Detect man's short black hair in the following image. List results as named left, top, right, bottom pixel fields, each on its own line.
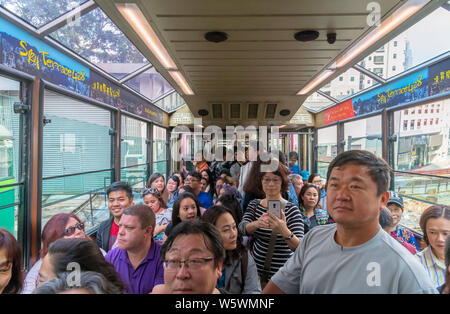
left=106, top=181, right=133, bottom=200
left=160, top=220, right=225, bottom=268
left=187, top=171, right=202, bottom=181
left=289, top=151, right=298, bottom=160
left=326, top=150, right=390, bottom=196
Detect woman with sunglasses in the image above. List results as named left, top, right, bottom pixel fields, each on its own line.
left=143, top=188, right=172, bottom=245
left=21, top=213, right=104, bottom=294
left=147, top=173, right=169, bottom=205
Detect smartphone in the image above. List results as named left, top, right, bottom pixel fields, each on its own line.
left=268, top=200, right=281, bottom=219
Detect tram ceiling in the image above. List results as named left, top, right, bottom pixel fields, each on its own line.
left=96, top=0, right=441, bottom=126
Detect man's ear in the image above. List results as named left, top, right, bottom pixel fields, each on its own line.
left=380, top=191, right=389, bottom=209
left=216, top=260, right=223, bottom=279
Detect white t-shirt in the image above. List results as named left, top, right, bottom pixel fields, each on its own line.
left=271, top=224, right=437, bottom=294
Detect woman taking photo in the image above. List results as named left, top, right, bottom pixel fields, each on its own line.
left=298, top=183, right=334, bottom=234
left=238, top=161, right=304, bottom=287
left=202, top=205, right=261, bottom=294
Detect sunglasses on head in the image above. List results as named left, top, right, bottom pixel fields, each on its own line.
left=143, top=187, right=161, bottom=196
left=64, top=222, right=85, bottom=236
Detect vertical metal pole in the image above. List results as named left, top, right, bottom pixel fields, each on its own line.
left=114, top=111, right=122, bottom=182
left=27, top=77, right=43, bottom=267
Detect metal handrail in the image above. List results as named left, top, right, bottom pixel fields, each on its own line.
left=120, top=163, right=148, bottom=169
left=393, top=170, right=450, bottom=180
left=43, top=168, right=113, bottom=181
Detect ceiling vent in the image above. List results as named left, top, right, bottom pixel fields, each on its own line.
left=212, top=103, right=223, bottom=119
left=230, top=103, right=241, bottom=119
left=248, top=104, right=259, bottom=119
left=265, top=104, right=277, bottom=119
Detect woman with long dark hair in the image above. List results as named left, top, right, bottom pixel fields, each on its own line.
left=298, top=183, right=334, bottom=234
left=164, top=192, right=202, bottom=237
left=202, top=205, right=260, bottom=294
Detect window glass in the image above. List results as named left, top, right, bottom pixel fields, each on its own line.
left=42, top=90, right=112, bottom=230
left=317, top=125, right=337, bottom=179
left=392, top=99, right=450, bottom=172
left=124, top=67, right=174, bottom=102
left=319, top=67, right=379, bottom=101
left=153, top=125, right=167, bottom=177
left=361, top=6, right=450, bottom=80
left=121, top=116, right=148, bottom=189
left=50, top=7, right=148, bottom=80
left=0, top=76, right=22, bottom=237
left=153, top=92, right=186, bottom=113
left=0, top=0, right=88, bottom=28
left=343, top=115, right=382, bottom=157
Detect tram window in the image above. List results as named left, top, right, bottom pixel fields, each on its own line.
left=343, top=115, right=382, bottom=157
left=317, top=126, right=337, bottom=179
left=42, top=90, right=112, bottom=232
left=0, top=76, right=22, bottom=237
left=121, top=116, right=148, bottom=190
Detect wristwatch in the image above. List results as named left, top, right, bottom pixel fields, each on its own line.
left=284, top=232, right=294, bottom=240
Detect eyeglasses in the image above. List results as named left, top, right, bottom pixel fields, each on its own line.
left=262, top=177, right=282, bottom=184
left=163, top=257, right=214, bottom=272
left=185, top=178, right=200, bottom=183
left=64, top=222, right=85, bottom=236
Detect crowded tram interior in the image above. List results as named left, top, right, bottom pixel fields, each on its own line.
left=0, top=0, right=449, bottom=295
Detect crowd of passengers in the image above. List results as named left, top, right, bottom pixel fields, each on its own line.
left=1, top=145, right=449, bottom=294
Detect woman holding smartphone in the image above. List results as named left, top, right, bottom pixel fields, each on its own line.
left=238, top=160, right=304, bottom=288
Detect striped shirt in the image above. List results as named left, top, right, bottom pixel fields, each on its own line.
left=416, top=246, right=446, bottom=288
left=240, top=199, right=304, bottom=278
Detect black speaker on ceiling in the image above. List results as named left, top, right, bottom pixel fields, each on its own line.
left=204, top=31, right=228, bottom=43
left=294, top=30, right=319, bottom=42
left=198, top=109, right=209, bottom=116
left=280, top=109, right=291, bottom=116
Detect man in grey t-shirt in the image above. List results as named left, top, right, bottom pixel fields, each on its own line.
left=262, top=150, right=436, bottom=294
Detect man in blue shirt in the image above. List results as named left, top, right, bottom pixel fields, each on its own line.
left=288, top=151, right=300, bottom=175
left=185, top=171, right=213, bottom=209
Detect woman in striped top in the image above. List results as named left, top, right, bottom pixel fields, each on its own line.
left=238, top=160, right=304, bottom=284
left=416, top=205, right=450, bottom=288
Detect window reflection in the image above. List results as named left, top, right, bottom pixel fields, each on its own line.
left=393, top=99, right=450, bottom=172
left=343, top=115, right=382, bottom=157
left=317, top=125, right=337, bottom=179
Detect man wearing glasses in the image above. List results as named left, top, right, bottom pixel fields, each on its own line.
left=185, top=171, right=213, bottom=209
left=152, top=220, right=225, bottom=294
left=97, top=181, right=134, bottom=252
